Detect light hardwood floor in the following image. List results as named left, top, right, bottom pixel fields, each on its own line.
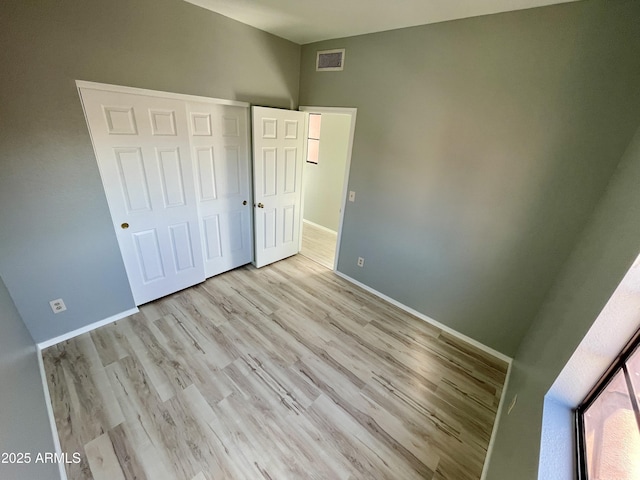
left=300, top=221, right=337, bottom=269
left=43, top=255, right=507, bottom=480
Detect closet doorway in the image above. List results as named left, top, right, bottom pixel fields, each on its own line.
left=79, top=82, right=253, bottom=305
left=299, top=107, right=357, bottom=271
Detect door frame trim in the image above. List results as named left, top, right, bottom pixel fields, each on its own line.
left=298, top=106, right=357, bottom=272
left=76, top=80, right=249, bottom=107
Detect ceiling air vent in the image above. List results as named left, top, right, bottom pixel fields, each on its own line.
left=316, top=49, right=345, bottom=71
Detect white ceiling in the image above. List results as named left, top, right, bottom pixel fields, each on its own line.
left=185, top=0, right=580, bottom=44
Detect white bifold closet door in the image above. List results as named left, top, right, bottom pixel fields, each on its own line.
left=187, top=102, right=252, bottom=277
left=79, top=85, right=252, bottom=305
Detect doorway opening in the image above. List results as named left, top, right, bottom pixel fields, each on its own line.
left=298, top=107, right=357, bottom=271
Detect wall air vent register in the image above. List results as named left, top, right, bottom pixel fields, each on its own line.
left=316, top=49, right=345, bottom=71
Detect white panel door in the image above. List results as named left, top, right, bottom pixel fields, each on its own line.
left=187, top=102, right=253, bottom=277
left=80, top=88, right=205, bottom=305
left=252, top=107, right=306, bottom=268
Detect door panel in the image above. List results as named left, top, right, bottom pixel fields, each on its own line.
left=133, top=229, right=165, bottom=283
left=168, top=222, right=196, bottom=271
left=157, top=148, right=186, bottom=207
left=263, top=208, right=277, bottom=249
left=149, top=110, right=177, bottom=136
left=80, top=88, right=205, bottom=305
left=217, top=146, right=241, bottom=197
left=115, top=148, right=151, bottom=212
left=283, top=148, right=298, bottom=193
left=203, top=215, right=223, bottom=260
left=262, top=148, right=278, bottom=196
left=104, top=106, right=137, bottom=134
left=252, top=107, right=306, bottom=268
left=195, top=147, right=217, bottom=200
left=225, top=211, right=244, bottom=252
left=188, top=102, right=253, bottom=277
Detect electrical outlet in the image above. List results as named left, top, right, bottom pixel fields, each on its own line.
left=508, top=394, right=518, bottom=415
left=348, top=191, right=356, bottom=202
left=49, top=298, right=67, bottom=314
left=357, top=257, right=365, bottom=267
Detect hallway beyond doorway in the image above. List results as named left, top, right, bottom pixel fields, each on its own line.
left=300, top=221, right=337, bottom=269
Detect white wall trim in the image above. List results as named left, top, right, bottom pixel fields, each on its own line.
left=37, top=307, right=139, bottom=350
left=334, top=271, right=512, bottom=364
left=299, top=106, right=357, bottom=272
left=36, top=347, right=68, bottom=480
left=302, top=219, right=337, bottom=235
left=481, top=361, right=513, bottom=480
left=75, top=80, right=249, bottom=107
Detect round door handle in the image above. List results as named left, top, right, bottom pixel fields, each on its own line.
left=121, top=222, right=129, bottom=229
left=242, top=200, right=248, bottom=206
left=257, top=203, right=264, bottom=209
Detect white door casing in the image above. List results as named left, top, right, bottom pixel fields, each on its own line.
left=252, top=107, right=307, bottom=268
left=298, top=106, right=358, bottom=271
left=187, top=102, right=253, bottom=277
left=80, top=88, right=205, bottom=305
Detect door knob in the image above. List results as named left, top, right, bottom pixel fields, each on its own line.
left=257, top=203, right=264, bottom=208
left=121, top=222, right=129, bottom=229
left=242, top=200, right=247, bottom=205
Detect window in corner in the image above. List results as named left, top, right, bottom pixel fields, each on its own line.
left=577, top=331, right=640, bottom=479
left=306, top=114, right=321, bottom=164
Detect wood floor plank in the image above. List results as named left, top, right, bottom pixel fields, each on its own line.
left=153, top=315, right=234, bottom=405
left=43, top=346, right=93, bottom=480
left=90, top=322, right=130, bottom=367
left=43, top=254, right=507, bottom=480
left=84, top=433, right=126, bottom=480
left=106, top=424, right=149, bottom=480
left=163, top=391, right=229, bottom=480
left=294, top=355, right=437, bottom=478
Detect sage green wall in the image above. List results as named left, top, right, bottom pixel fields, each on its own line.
left=299, top=0, right=640, bottom=355
left=303, top=113, right=351, bottom=232
left=0, top=277, right=59, bottom=480
left=486, top=123, right=640, bottom=479
left=0, top=0, right=300, bottom=343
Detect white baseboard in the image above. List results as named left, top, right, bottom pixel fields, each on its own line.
left=481, top=361, right=512, bottom=480
left=302, top=219, right=337, bottom=235
left=36, top=346, right=68, bottom=480
left=333, top=271, right=512, bottom=364
left=37, top=307, right=139, bottom=350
